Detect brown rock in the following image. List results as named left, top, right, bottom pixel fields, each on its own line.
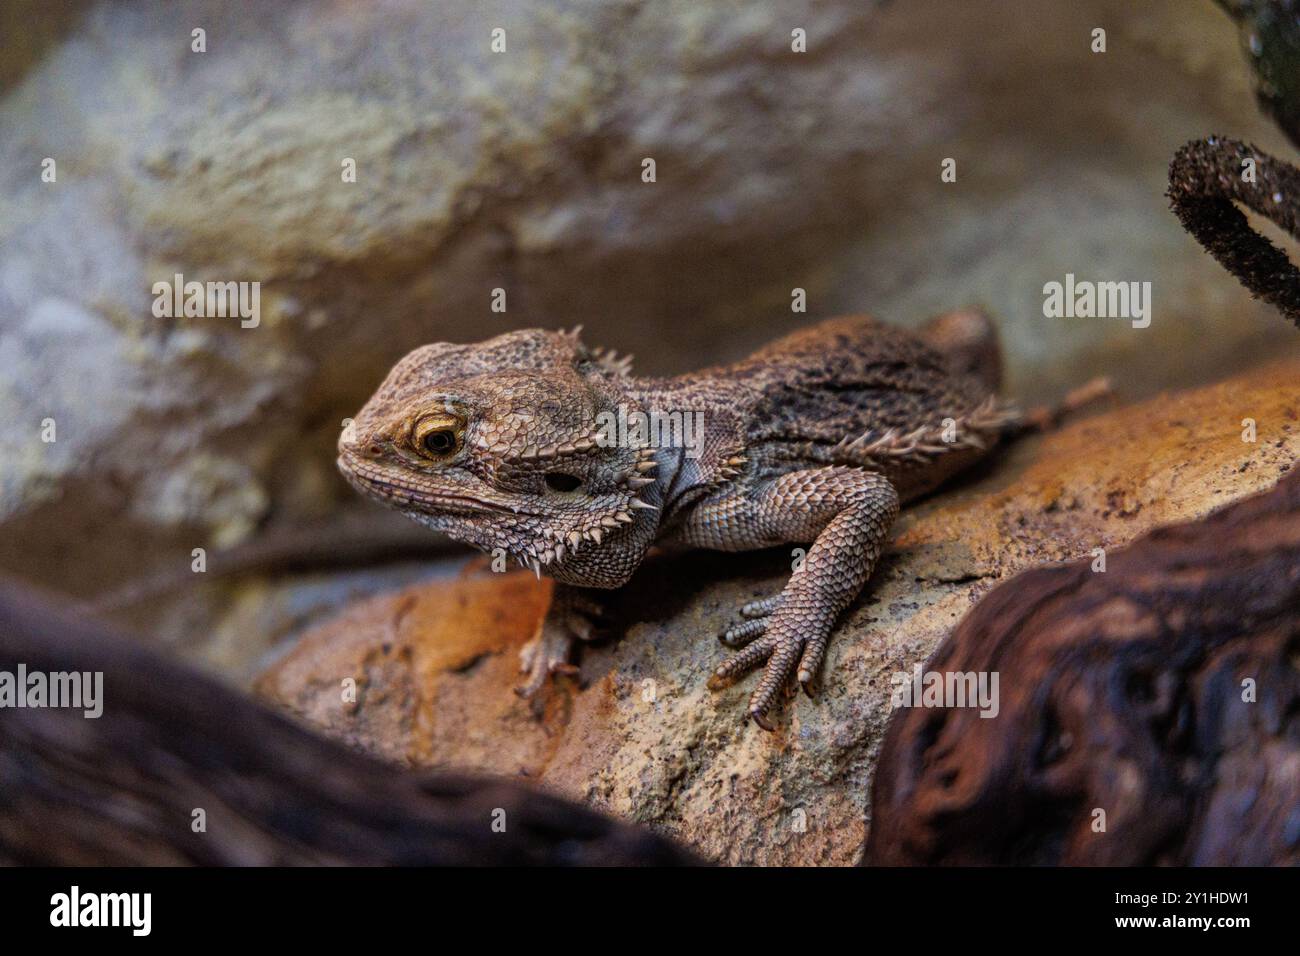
left=257, top=357, right=1300, bottom=864
left=256, top=568, right=555, bottom=772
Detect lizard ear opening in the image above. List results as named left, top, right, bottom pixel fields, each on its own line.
left=545, top=472, right=583, bottom=493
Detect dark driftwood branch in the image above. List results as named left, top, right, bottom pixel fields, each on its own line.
left=0, top=585, right=695, bottom=865
left=1215, top=0, right=1300, bottom=150
left=865, top=470, right=1300, bottom=865
left=1168, top=136, right=1300, bottom=327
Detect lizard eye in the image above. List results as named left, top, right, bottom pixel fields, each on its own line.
left=412, top=415, right=463, bottom=460
left=423, top=430, right=456, bottom=455
left=545, top=472, right=583, bottom=493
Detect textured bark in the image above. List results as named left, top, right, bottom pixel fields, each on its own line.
left=1168, top=136, right=1300, bottom=327
left=0, top=585, right=695, bottom=865
left=866, top=470, right=1300, bottom=866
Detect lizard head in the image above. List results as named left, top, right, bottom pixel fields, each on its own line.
left=338, top=327, right=658, bottom=581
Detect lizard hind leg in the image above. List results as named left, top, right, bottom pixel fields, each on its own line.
left=700, top=467, right=900, bottom=729
left=918, top=306, right=1002, bottom=392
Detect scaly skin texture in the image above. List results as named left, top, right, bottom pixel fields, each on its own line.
left=339, top=311, right=1022, bottom=728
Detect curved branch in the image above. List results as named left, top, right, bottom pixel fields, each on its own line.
left=1168, top=136, right=1300, bottom=327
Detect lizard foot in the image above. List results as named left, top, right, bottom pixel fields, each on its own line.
left=514, top=587, right=604, bottom=714
left=709, top=606, right=829, bottom=730
left=516, top=621, right=579, bottom=704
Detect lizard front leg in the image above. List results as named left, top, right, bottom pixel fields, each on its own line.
left=695, top=467, right=899, bottom=729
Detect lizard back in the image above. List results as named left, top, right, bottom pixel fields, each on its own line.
left=682, top=315, right=1013, bottom=500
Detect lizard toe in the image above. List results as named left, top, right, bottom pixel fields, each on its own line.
left=740, top=595, right=782, bottom=619
left=747, top=636, right=802, bottom=713
left=720, top=617, right=768, bottom=647
left=796, top=634, right=830, bottom=696
left=712, top=607, right=828, bottom=727
left=515, top=618, right=580, bottom=713
left=564, top=610, right=596, bottom=642
left=708, top=634, right=779, bottom=688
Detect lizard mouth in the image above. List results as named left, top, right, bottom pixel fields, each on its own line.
left=339, top=453, right=594, bottom=523
left=337, top=447, right=659, bottom=578
left=337, top=454, right=501, bottom=516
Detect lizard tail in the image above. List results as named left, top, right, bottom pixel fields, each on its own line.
left=1001, top=375, right=1113, bottom=439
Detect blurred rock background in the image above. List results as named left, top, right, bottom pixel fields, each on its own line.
left=2, top=0, right=1298, bottom=664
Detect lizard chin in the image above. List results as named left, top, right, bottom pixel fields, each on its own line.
left=397, top=503, right=642, bottom=580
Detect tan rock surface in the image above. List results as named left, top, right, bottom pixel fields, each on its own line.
left=257, top=357, right=1300, bottom=865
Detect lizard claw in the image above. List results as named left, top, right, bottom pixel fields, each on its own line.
left=515, top=587, right=606, bottom=715
left=515, top=622, right=577, bottom=708
left=747, top=706, right=776, bottom=732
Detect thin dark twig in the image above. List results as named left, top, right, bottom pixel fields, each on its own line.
left=1168, top=135, right=1300, bottom=327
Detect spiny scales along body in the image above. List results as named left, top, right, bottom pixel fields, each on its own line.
left=339, top=311, right=1025, bottom=728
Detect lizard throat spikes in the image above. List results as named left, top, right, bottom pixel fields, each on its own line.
left=508, top=445, right=659, bottom=576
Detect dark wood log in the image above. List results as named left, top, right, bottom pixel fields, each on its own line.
left=0, top=584, right=696, bottom=865
left=866, top=469, right=1300, bottom=865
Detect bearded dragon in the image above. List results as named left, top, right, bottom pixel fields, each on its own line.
left=339, top=310, right=1094, bottom=729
